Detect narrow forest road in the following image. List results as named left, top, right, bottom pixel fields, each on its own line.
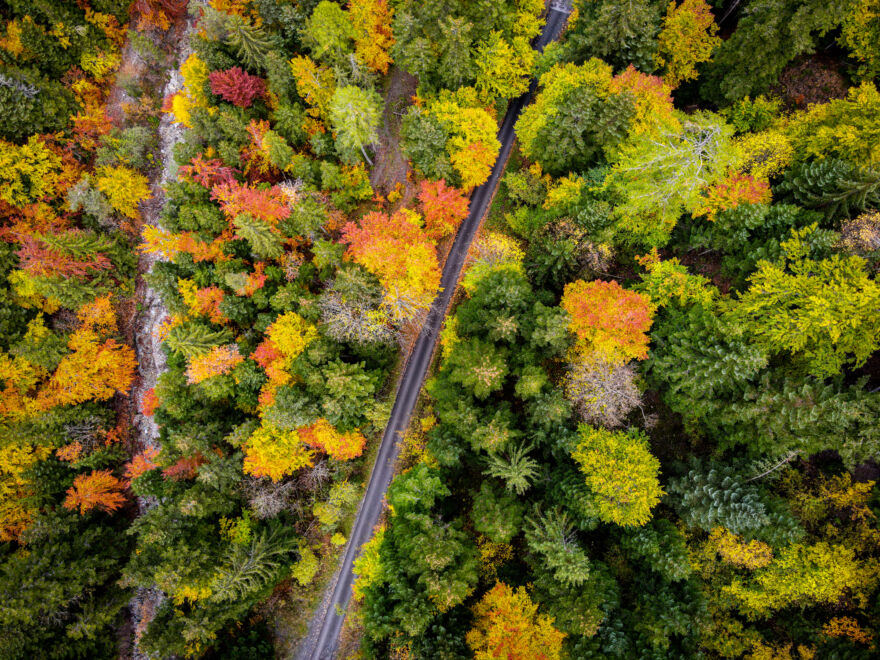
left=298, top=6, right=571, bottom=659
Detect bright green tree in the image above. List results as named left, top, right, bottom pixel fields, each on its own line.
left=731, top=226, right=880, bottom=377
left=328, top=85, right=383, bottom=164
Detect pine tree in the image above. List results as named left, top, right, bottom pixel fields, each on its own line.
left=484, top=443, right=539, bottom=495
left=619, top=519, right=692, bottom=582
left=232, top=213, right=283, bottom=259
left=209, top=525, right=298, bottom=603
left=668, top=462, right=768, bottom=538
left=165, top=322, right=233, bottom=358
left=470, top=481, right=524, bottom=544
left=524, top=508, right=592, bottom=587
left=777, top=158, right=880, bottom=220
left=225, top=16, right=273, bottom=71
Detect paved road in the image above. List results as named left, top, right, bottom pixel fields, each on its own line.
left=304, top=7, right=571, bottom=659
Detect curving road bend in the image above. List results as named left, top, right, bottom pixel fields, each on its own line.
left=304, top=6, right=571, bottom=659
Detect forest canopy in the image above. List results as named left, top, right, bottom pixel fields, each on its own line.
left=2, top=1, right=880, bottom=659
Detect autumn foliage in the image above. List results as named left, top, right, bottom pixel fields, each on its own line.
left=349, top=0, right=395, bottom=74
left=208, top=67, right=266, bottom=108
left=300, top=418, right=367, bottom=461
left=124, top=447, right=161, bottom=482
left=418, top=179, right=469, bottom=241
left=561, top=279, right=655, bottom=363
left=342, top=210, right=441, bottom=322
left=466, top=582, right=565, bottom=660
left=63, top=470, right=126, bottom=514
left=694, top=173, right=772, bottom=221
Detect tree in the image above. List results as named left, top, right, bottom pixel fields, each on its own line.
left=474, top=32, right=535, bottom=101
left=470, top=481, right=524, bottom=544
left=466, top=583, right=566, bottom=660
left=571, top=426, right=663, bottom=527
left=423, top=89, right=502, bottom=188
left=165, top=322, right=232, bottom=359
left=646, top=303, right=768, bottom=428
left=484, top=443, right=540, bottom=495
left=839, top=0, right=880, bottom=81
left=349, top=0, right=395, bottom=74
left=667, top=463, right=771, bottom=539
left=0, top=443, right=50, bottom=542
left=306, top=1, right=355, bottom=63
left=516, top=60, right=635, bottom=175
left=525, top=508, right=593, bottom=586
left=185, top=344, right=243, bottom=385
left=299, top=418, right=366, bottom=461
left=564, top=356, right=642, bottom=428
left=620, top=519, right=693, bottom=582
left=692, top=173, right=772, bottom=222
left=63, top=470, right=126, bottom=514
left=607, top=112, right=739, bottom=247
left=242, top=422, right=315, bottom=482
left=731, top=227, right=880, bottom=377
left=724, top=542, right=868, bottom=616
left=561, top=279, right=655, bottom=364
left=564, top=0, right=665, bottom=73
left=225, top=14, right=273, bottom=71
left=289, top=55, right=336, bottom=123
left=341, top=210, right=441, bottom=323
left=266, top=312, right=320, bottom=362
left=778, top=158, right=880, bottom=220
left=208, top=67, right=266, bottom=108
left=0, top=509, right=130, bottom=658
left=37, top=329, right=136, bottom=410
left=706, top=527, right=773, bottom=570
left=328, top=85, right=383, bottom=164
left=418, top=179, right=469, bottom=241
left=784, top=82, right=880, bottom=166
left=702, top=0, right=850, bottom=103
left=0, top=135, right=61, bottom=208
left=654, top=0, right=720, bottom=88
left=94, top=165, right=152, bottom=220
left=445, top=338, right=509, bottom=400
left=838, top=209, right=880, bottom=269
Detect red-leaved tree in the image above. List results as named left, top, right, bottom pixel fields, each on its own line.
left=208, top=67, right=266, bottom=108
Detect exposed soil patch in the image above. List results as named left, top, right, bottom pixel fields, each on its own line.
left=370, top=67, right=418, bottom=194
left=773, top=54, right=849, bottom=109
left=676, top=248, right=733, bottom=295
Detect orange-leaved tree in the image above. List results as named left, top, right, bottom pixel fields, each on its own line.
left=466, top=582, right=565, bottom=660
left=693, top=173, right=772, bottom=221
left=36, top=328, right=136, bottom=410
left=341, top=210, right=441, bottom=323
left=418, top=179, right=469, bottom=241
left=560, top=279, right=655, bottom=364
left=63, top=469, right=126, bottom=514
left=300, top=418, right=367, bottom=461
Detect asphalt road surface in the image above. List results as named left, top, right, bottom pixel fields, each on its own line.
left=304, top=7, right=571, bottom=659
